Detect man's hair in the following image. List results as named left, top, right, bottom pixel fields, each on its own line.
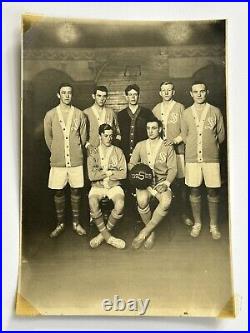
left=99, top=123, right=113, bottom=135
left=190, top=81, right=208, bottom=91
left=146, top=116, right=163, bottom=128
left=160, top=81, right=175, bottom=90
left=93, top=85, right=108, bottom=95
left=57, top=83, right=73, bottom=94
left=125, top=84, right=140, bottom=95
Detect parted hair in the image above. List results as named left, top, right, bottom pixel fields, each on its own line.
left=191, top=81, right=208, bottom=91
left=98, top=123, right=113, bottom=135
left=93, top=85, right=108, bottom=95
left=146, top=117, right=163, bottom=128
left=57, top=83, right=73, bottom=93
left=160, top=81, right=175, bottom=90
left=125, top=84, right=140, bottom=95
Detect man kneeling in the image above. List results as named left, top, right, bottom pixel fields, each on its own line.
left=129, top=117, right=177, bottom=249
left=87, top=124, right=127, bottom=249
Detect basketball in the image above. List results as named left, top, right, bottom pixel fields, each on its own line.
left=129, top=163, right=154, bottom=189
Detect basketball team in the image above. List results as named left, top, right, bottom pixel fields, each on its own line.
left=44, top=81, right=225, bottom=249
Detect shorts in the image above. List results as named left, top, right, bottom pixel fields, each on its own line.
left=48, top=166, right=84, bottom=189
left=185, top=162, right=221, bottom=188
left=88, top=186, right=124, bottom=201
left=176, top=154, right=185, bottom=179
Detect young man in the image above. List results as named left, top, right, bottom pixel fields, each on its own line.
left=152, top=81, right=192, bottom=226
left=44, top=83, right=87, bottom=238
left=87, top=123, right=127, bottom=249
left=128, top=118, right=177, bottom=249
left=181, top=81, right=225, bottom=239
left=83, top=86, right=120, bottom=149
left=118, top=84, right=153, bottom=162
left=117, top=84, right=154, bottom=232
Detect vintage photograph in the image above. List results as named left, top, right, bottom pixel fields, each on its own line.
left=18, top=14, right=234, bottom=317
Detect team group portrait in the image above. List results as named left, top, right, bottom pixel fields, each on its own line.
left=18, top=16, right=234, bottom=317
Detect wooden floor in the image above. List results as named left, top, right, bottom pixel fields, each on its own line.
left=18, top=197, right=234, bottom=317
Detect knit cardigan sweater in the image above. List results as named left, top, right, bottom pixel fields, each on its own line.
left=44, top=105, right=87, bottom=167
left=83, top=106, right=120, bottom=147
left=181, top=103, right=225, bottom=163
left=152, top=101, right=185, bottom=155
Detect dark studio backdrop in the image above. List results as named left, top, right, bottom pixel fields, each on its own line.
left=22, top=17, right=227, bottom=256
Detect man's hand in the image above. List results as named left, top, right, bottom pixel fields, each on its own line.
left=154, top=182, right=169, bottom=193
left=163, top=138, right=174, bottom=146
left=105, top=170, right=113, bottom=177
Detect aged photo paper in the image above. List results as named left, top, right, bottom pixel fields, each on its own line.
left=18, top=14, right=235, bottom=317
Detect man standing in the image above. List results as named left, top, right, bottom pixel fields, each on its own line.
left=44, top=83, right=87, bottom=238
left=152, top=81, right=192, bottom=226
left=83, top=86, right=120, bottom=149
left=129, top=118, right=177, bottom=249
left=87, top=124, right=127, bottom=249
left=181, top=81, right=225, bottom=239
left=118, top=84, right=153, bottom=162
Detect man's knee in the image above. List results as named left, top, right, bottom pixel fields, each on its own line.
left=89, top=196, right=100, bottom=212
left=190, top=187, right=201, bottom=198
left=113, top=197, right=125, bottom=215
left=55, top=189, right=64, bottom=198
left=137, top=191, right=150, bottom=209
left=159, top=191, right=172, bottom=210
left=71, top=187, right=80, bottom=196
left=207, top=187, right=219, bottom=198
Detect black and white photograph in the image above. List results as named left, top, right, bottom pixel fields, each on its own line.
left=2, top=2, right=248, bottom=330
left=18, top=14, right=235, bottom=317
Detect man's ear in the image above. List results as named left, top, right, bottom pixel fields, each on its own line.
left=173, top=90, right=176, bottom=96
left=206, top=89, right=209, bottom=96
left=190, top=91, right=193, bottom=98
left=92, top=94, right=96, bottom=101
left=159, top=91, right=163, bottom=98
left=57, top=93, right=60, bottom=99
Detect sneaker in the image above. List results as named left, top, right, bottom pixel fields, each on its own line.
left=144, top=232, right=155, bottom=249
left=132, top=230, right=147, bottom=249
left=182, top=215, right=193, bottom=226
left=73, top=223, right=86, bottom=236
left=49, top=223, right=65, bottom=238
left=190, top=223, right=201, bottom=238
left=210, top=225, right=221, bottom=240
left=90, top=233, right=104, bottom=248
left=107, top=236, right=126, bottom=249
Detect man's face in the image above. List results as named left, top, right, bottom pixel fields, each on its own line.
left=57, top=86, right=72, bottom=105
left=190, top=84, right=208, bottom=104
left=92, top=90, right=108, bottom=107
left=147, top=122, right=162, bottom=140
left=100, top=129, right=113, bottom=147
left=126, top=89, right=139, bottom=106
left=159, top=84, right=175, bottom=102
